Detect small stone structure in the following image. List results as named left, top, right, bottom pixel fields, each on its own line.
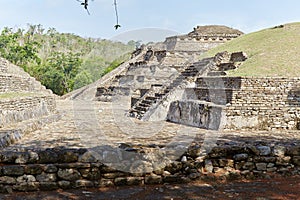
left=164, top=25, right=243, bottom=53
left=167, top=77, right=300, bottom=131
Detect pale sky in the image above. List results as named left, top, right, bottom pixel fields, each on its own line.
left=0, top=0, right=300, bottom=42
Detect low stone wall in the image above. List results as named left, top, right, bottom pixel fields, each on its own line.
left=194, top=77, right=300, bottom=130
left=0, top=95, right=56, bottom=128
left=0, top=140, right=299, bottom=193
left=225, top=77, right=300, bottom=130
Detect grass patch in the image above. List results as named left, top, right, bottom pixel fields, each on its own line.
left=202, top=22, right=300, bottom=77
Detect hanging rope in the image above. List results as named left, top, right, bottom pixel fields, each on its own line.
left=114, top=0, right=121, bottom=30
left=77, top=0, right=121, bottom=30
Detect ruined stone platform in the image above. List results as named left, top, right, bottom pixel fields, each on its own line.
left=4, top=99, right=300, bottom=152
left=0, top=99, right=300, bottom=193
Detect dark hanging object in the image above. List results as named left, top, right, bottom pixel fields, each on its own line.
left=114, top=0, right=121, bottom=30
left=77, top=0, right=90, bottom=15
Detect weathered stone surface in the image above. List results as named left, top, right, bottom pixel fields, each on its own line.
left=165, top=161, right=182, bottom=174
left=145, top=174, right=163, bottom=184
left=58, top=181, right=71, bottom=189
left=292, top=156, right=300, bottom=166
left=15, top=152, right=30, bottom=164
left=57, top=169, right=81, bottom=181
left=25, top=164, right=43, bottom=175
left=256, top=146, right=271, bottom=156
left=276, top=156, right=291, bottom=166
left=219, top=159, right=234, bottom=167
left=204, top=160, right=214, bottom=173
left=98, top=179, right=114, bottom=187
left=75, top=180, right=94, bottom=188
left=253, top=156, right=276, bottom=163
left=0, top=176, right=16, bottom=184
left=2, top=166, right=25, bottom=176
left=273, top=146, right=286, bottom=157
left=242, top=162, right=255, bottom=170
left=13, top=182, right=39, bottom=191
left=130, top=161, right=153, bottom=175
left=44, top=164, right=58, bottom=173
left=255, top=163, right=267, bottom=171
left=56, top=163, right=90, bottom=169
left=286, top=146, right=300, bottom=156
left=114, top=177, right=144, bottom=186
left=79, top=167, right=101, bottom=180
left=0, top=152, right=18, bottom=163
left=36, top=173, right=57, bottom=182
left=39, top=182, right=58, bottom=191
left=38, top=150, right=58, bottom=163
left=78, top=151, right=99, bottom=163
left=163, top=175, right=185, bottom=183
left=102, top=172, right=127, bottom=179
left=233, top=153, right=248, bottom=161
left=58, top=150, right=78, bottom=163
left=16, top=175, right=36, bottom=183
left=188, top=172, right=201, bottom=180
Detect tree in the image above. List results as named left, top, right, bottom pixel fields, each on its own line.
left=36, top=51, right=82, bottom=95
left=0, top=27, right=41, bottom=69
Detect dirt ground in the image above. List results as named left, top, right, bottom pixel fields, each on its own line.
left=0, top=176, right=299, bottom=200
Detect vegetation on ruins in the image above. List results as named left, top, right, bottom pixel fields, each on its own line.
left=0, top=24, right=134, bottom=95
left=203, top=22, right=300, bottom=77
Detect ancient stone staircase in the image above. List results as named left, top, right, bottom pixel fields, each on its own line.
left=128, top=57, right=214, bottom=119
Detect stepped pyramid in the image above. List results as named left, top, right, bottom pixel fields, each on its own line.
left=70, top=25, right=300, bottom=131
left=0, top=57, right=59, bottom=148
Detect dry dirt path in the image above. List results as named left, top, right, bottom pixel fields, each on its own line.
left=0, top=176, right=299, bottom=200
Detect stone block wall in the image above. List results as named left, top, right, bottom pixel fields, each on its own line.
left=225, top=77, right=300, bottom=130
left=0, top=96, right=56, bottom=128
left=0, top=58, right=8, bottom=73
left=175, top=77, right=300, bottom=130
left=0, top=74, right=44, bottom=93
left=0, top=141, right=299, bottom=193
left=164, top=36, right=229, bottom=52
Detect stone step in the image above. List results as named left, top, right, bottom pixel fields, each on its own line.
left=139, top=102, right=151, bottom=107
left=134, top=106, right=148, bottom=112
left=130, top=108, right=145, bottom=114
left=141, top=99, right=152, bottom=105
left=207, top=71, right=227, bottom=76
left=0, top=112, right=61, bottom=148
left=154, top=93, right=165, bottom=98
left=145, top=96, right=159, bottom=101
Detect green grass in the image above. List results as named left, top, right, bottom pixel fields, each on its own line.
left=202, top=22, right=300, bottom=77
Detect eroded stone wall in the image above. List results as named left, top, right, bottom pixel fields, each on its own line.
left=225, top=77, right=300, bottom=130
left=0, top=96, right=56, bottom=127
left=0, top=74, right=46, bottom=93
left=169, top=77, right=300, bottom=130
left=164, top=36, right=226, bottom=52
left=0, top=141, right=299, bottom=193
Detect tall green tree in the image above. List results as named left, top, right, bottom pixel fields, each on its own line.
left=36, top=52, right=82, bottom=95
